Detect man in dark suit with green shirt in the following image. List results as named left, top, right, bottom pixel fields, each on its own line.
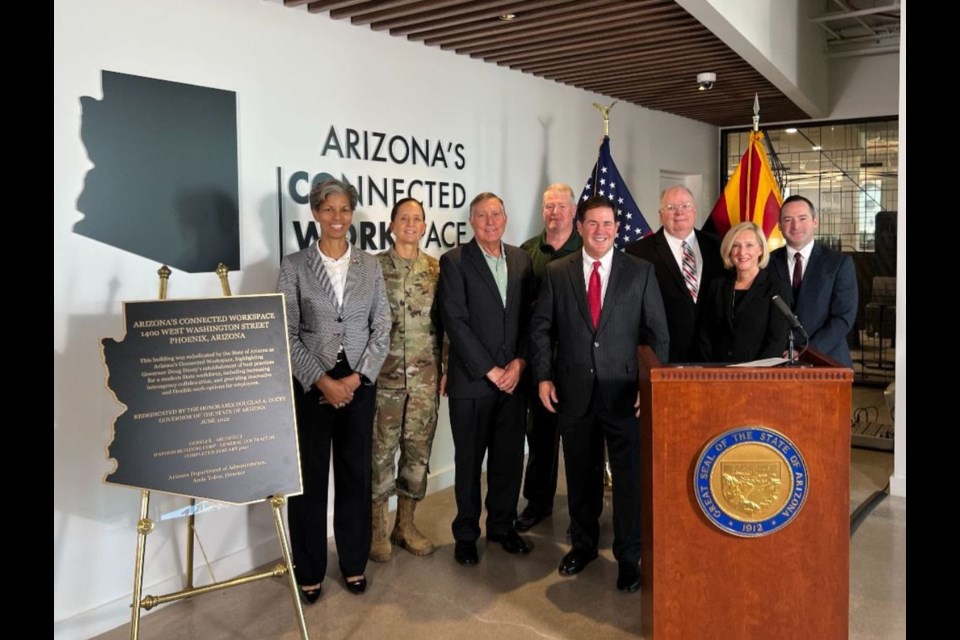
left=439, top=192, right=535, bottom=566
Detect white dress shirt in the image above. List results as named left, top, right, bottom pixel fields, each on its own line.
left=786, top=240, right=814, bottom=280
left=663, top=230, right=704, bottom=280
left=317, top=243, right=352, bottom=307
left=582, top=247, right=615, bottom=306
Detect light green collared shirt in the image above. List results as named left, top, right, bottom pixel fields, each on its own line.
left=479, top=242, right=508, bottom=306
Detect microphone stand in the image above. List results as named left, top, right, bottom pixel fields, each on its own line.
left=771, top=295, right=812, bottom=368
left=783, top=325, right=812, bottom=368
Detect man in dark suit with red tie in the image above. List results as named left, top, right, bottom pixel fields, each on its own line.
left=625, top=185, right=723, bottom=362
left=769, top=195, right=858, bottom=366
left=530, top=195, right=669, bottom=592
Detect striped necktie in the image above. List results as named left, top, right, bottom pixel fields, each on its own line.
left=681, top=240, right=699, bottom=303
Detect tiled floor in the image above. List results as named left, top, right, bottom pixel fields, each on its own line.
left=95, top=388, right=905, bottom=639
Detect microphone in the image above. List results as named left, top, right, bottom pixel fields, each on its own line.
left=771, top=295, right=809, bottom=366
left=771, top=295, right=802, bottom=330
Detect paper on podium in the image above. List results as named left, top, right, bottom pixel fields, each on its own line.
left=727, top=357, right=790, bottom=368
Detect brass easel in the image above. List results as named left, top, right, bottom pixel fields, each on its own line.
left=126, top=264, right=308, bottom=640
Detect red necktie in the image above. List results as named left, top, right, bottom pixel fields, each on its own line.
left=588, top=260, right=602, bottom=329
left=792, top=253, right=803, bottom=298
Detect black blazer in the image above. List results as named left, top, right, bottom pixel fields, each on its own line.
left=438, top=239, right=534, bottom=398
left=698, top=268, right=792, bottom=363
left=530, top=250, right=669, bottom=419
left=769, top=243, right=858, bottom=367
left=626, top=228, right=723, bottom=363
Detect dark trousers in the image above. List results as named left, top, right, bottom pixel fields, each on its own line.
left=449, top=391, right=525, bottom=542
left=559, top=387, right=641, bottom=564
left=288, top=362, right=375, bottom=585
left=520, top=397, right=560, bottom=516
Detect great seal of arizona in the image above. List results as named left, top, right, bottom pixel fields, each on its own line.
left=694, top=426, right=809, bottom=537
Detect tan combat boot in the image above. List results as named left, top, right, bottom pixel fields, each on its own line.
left=391, top=496, right=436, bottom=556
left=369, top=498, right=392, bottom=562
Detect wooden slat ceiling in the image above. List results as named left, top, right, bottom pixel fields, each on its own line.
left=285, top=0, right=809, bottom=127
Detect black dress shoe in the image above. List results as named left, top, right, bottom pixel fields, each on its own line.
left=454, top=540, right=479, bottom=566
left=558, top=549, right=598, bottom=576
left=298, top=584, right=322, bottom=605
left=488, top=529, right=531, bottom=555
left=514, top=507, right=552, bottom=532
left=616, top=562, right=641, bottom=593
left=344, top=576, right=367, bottom=595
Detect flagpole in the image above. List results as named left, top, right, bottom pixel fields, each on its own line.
left=747, top=93, right=760, bottom=222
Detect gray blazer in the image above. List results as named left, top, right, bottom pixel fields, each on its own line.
left=277, top=243, right=391, bottom=392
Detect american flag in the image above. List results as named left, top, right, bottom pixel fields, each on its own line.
left=579, top=136, right=652, bottom=250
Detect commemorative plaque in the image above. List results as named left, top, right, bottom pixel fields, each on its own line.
left=102, top=294, right=302, bottom=504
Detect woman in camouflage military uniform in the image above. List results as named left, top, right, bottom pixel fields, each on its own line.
left=370, top=197, right=445, bottom=561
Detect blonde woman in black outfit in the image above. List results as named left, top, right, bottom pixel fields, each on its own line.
left=699, top=221, right=792, bottom=363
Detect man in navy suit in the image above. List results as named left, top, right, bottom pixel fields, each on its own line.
left=439, top=192, right=535, bottom=566
left=530, top=195, right=669, bottom=592
left=769, top=195, right=858, bottom=366
left=626, top=186, right=723, bottom=362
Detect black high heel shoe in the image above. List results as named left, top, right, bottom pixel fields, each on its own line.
left=298, top=584, right=322, bottom=604
left=344, top=576, right=367, bottom=595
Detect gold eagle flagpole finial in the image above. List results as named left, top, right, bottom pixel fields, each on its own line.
left=592, top=101, right=618, bottom=137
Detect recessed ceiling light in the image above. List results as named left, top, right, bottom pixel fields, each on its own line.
left=499, top=13, right=516, bottom=21
left=812, top=145, right=823, bottom=151
left=785, top=128, right=798, bottom=134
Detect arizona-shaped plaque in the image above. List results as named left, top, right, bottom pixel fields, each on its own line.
left=102, top=294, right=302, bottom=504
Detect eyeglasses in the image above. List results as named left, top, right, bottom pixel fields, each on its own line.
left=663, top=203, right=694, bottom=213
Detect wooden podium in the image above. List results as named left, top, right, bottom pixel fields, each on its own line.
left=638, top=347, right=852, bottom=639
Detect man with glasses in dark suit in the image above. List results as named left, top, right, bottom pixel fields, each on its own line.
left=626, top=185, right=722, bottom=363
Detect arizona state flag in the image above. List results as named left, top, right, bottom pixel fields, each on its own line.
left=707, top=130, right=784, bottom=249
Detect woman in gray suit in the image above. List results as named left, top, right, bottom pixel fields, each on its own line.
left=277, top=178, right=391, bottom=602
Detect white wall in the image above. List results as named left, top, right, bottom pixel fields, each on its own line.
left=677, top=0, right=829, bottom=117
left=891, top=1, right=906, bottom=498
left=53, top=1, right=717, bottom=637
left=828, top=53, right=900, bottom=120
